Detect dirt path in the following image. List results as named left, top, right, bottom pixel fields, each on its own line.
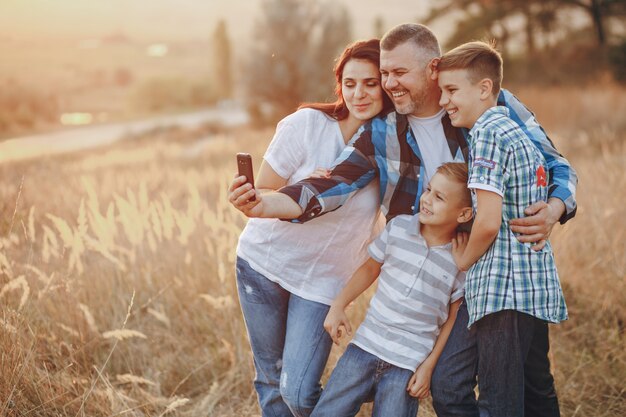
left=0, top=106, right=248, bottom=164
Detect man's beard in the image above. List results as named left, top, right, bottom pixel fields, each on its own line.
left=394, top=89, right=427, bottom=115
left=394, top=97, right=416, bottom=115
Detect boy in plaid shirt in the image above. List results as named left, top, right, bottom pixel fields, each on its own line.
left=437, top=41, right=568, bottom=417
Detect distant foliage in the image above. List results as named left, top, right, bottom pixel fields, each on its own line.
left=212, top=19, right=233, bottom=100
left=425, top=0, right=626, bottom=84
left=245, top=0, right=352, bottom=121
left=0, top=81, right=59, bottom=136
left=427, top=0, right=625, bottom=51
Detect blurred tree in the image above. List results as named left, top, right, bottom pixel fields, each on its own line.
left=425, top=0, right=559, bottom=56
left=245, top=0, right=352, bottom=121
left=609, top=39, right=626, bottom=82
left=424, top=0, right=626, bottom=84
left=426, top=0, right=626, bottom=52
left=560, top=0, right=626, bottom=46
left=213, top=19, right=233, bottom=100
left=374, top=15, right=385, bottom=39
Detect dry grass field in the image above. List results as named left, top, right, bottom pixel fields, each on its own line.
left=0, top=84, right=624, bottom=416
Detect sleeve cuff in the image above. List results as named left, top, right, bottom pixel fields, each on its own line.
left=277, top=186, right=323, bottom=224
left=546, top=187, right=577, bottom=224
left=467, top=182, right=503, bottom=197
left=368, top=243, right=385, bottom=263
left=262, top=156, right=291, bottom=180
left=450, top=289, right=465, bottom=303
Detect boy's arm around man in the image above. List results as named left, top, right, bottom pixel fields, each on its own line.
left=452, top=190, right=502, bottom=271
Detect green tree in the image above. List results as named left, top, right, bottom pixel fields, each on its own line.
left=213, top=19, right=233, bottom=100
left=245, top=0, right=352, bottom=120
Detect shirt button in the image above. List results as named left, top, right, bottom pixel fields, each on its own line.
left=309, top=213, right=314, bottom=217
left=411, top=205, right=415, bottom=210
left=480, top=176, right=485, bottom=181
left=405, top=289, right=410, bottom=295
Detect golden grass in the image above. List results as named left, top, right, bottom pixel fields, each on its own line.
left=0, top=84, right=624, bottom=416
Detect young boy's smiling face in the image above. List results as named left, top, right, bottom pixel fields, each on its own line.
left=419, top=172, right=472, bottom=228
left=438, top=69, right=490, bottom=129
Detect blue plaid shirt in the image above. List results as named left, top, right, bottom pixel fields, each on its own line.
left=465, top=106, right=568, bottom=326
left=279, top=89, right=577, bottom=224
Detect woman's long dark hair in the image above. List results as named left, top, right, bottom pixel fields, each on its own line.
left=298, top=38, right=393, bottom=120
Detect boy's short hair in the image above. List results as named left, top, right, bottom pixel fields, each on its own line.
left=436, top=162, right=471, bottom=206
left=438, top=41, right=503, bottom=97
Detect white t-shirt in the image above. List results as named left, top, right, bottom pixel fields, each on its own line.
left=407, top=109, right=454, bottom=184
left=237, top=108, right=384, bottom=305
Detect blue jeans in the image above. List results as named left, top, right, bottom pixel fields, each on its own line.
left=311, top=344, right=419, bottom=417
left=431, top=302, right=560, bottom=417
left=236, top=257, right=333, bottom=417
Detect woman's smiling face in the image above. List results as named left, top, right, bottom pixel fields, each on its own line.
left=341, top=58, right=384, bottom=122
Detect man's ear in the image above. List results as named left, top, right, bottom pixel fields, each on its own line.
left=458, top=206, right=473, bottom=224
left=479, top=78, right=494, bottom=100
left=428, top=57, right=441, bottom=80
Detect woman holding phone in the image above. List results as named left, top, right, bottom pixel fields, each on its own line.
left=231, top=39, right=393, bottom=417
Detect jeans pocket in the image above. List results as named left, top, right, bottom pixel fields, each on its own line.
left=236, top=257, right=270, bottom=304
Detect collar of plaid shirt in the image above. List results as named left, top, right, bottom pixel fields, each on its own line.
left=371, top=110, right=470, bottom=222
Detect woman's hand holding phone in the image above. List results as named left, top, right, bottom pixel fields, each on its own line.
left=228, top=174, right=263, bottom=215
left=229, top=153, right=264, bottom=217
left=228, top=152, right=304, bottom=219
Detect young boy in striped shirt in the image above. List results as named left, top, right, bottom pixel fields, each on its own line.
left=437, top=42, right=568, bottom=416
left=311, top=162, right=473, bottom=417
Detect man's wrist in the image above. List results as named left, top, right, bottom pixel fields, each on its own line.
left=547, top=198, right=566, bottom=224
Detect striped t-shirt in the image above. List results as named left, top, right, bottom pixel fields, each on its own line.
left=351, top=214, right=465, bottom=372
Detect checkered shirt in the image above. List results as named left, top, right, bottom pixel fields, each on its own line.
left=465, top=106, right=568, bottom=327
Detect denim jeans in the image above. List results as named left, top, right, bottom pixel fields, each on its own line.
left=431, top=301, right=480, bottom=417
left=431, top=302, right=560, bottom=417
left=311, top=344, right=419, bottom=417
left=236, top=257, right=333, bottom=417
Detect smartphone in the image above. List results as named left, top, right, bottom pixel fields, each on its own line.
left=236, top=152, right=256, bottom=201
